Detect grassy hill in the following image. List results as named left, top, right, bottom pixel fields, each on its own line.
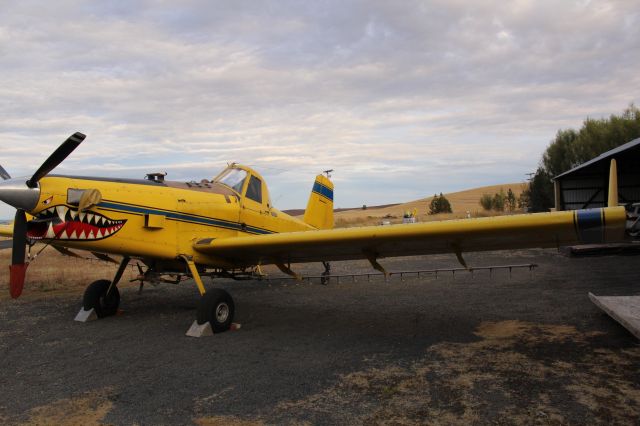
left=334, top=182, right=527, bottom=227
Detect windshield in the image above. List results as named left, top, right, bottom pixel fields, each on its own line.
left=214, top=168, right=247, bottom=194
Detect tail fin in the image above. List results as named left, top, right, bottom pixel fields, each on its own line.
left=304, top=174, right=334, bottom=229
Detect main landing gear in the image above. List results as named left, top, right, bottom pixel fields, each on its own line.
left=74, top=255, right=239, bottom=337
left=182, top=255, right=239, bottom=337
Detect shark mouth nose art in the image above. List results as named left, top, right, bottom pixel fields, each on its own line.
left=27, top=205, right=126, bottom=241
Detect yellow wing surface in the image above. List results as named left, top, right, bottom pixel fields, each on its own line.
left=0, top=223, right=12, bottom=238
left=194, top=206, right=627, bottom=266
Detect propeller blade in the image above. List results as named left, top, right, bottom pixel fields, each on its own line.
left=26, top=132, right=86, bottom=188
left=9, top=209, right=28, bottom=298
left=0, top=164, right=10, bottom=180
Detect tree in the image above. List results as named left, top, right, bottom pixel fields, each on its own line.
left=492, top=189, right=506, bottom=211
left=525, top=168, right=554, bottom=212
left=506, top=188, right=516, bottom=212
left=525, top=104, right=640, bottom=212
left=480, top=193, right=493, bottom=210
left=429, top=193, right=452, bottom=214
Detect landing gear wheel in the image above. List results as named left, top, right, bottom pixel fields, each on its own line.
left=83, top=279, right=120, bottom=318
left=196, top=289, right=234, bottom=333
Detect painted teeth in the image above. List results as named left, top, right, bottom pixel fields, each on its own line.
left=45, top=224, right=55, bottom=239
left=33, top=205, right=125, bottom=240
left=56, top=206, right=66, bottom=221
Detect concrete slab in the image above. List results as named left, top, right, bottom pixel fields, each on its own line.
left=0, top=239, right=12, bottom=250
left=589, top=292, right=640, bottom=340
left=563, top=243, right=640, bottom=257
left=74, top=308, right=97, bottom=322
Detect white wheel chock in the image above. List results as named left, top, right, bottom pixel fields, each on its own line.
left=185, top=321, right=242, bottom=338
left=186, top=320, right=214, bottom=337
left=74, top=307, right=98, bottom=322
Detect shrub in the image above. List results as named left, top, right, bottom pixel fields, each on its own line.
left=480, top=194, right=493, bottom=210
left=429, top=193, right=453, bottom=214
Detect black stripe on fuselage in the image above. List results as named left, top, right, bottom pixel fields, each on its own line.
left=97, top=199, right=275, bottom=235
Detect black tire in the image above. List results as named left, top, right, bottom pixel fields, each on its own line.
left=196, top=289, right=234, bottom=333
left=83, top=279, right=120, bottom=318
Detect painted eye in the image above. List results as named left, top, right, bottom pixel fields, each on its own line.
left=42, top=196, right=53, bottom=205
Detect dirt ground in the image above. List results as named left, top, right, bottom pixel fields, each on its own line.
left=1, top=248, right=639, bottom=425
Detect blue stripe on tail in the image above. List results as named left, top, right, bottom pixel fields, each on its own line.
left=312, top=181, right=333, bottom=201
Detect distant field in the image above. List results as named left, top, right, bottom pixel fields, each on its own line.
left=334, top=183, right=527, bottom=227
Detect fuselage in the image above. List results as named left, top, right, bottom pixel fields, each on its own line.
left=25, top=165, right=313, bottom=269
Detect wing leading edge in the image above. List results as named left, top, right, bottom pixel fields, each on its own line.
left=0, top=224, right=12, bottom=238
left=194, top=207, right=627, bottom=267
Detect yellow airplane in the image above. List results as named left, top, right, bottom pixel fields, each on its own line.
left=0, top=133, right=629, bottom=334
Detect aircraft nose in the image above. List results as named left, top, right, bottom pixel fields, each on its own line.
left=0, top=178, right=40, bottom=211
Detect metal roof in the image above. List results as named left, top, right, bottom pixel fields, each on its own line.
left=554, top=137, right=640, bottom=180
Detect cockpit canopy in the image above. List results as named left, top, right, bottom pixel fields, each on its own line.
left=213, top=164, right=271, bottom=207
left=215, top=168, right=247, bottom=194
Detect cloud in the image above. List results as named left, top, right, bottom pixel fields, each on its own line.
left=0, top=1, right=638, bottom=218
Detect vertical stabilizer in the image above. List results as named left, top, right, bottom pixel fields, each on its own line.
left=304, top=175, right=334, bottom=229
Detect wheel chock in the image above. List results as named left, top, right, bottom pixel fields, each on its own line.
left=186, top=321, right=213, bottom=337
left=186, top=321, right=242, bottom=337
left=74, top=307, right=98, bottom=322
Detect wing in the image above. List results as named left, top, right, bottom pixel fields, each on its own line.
left=193, top=207, right=627, bottom=267
left=0, top=223, right=12, bottom=238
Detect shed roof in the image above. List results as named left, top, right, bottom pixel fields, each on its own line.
left=554, top=137, right=640, bottom=180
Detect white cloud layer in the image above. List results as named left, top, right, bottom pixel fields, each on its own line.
left=0, top=0, right=638, bottom=217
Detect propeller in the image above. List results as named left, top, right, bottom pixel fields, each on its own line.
left=26, top=132, right=85, bottom=188
left=1, top=132, right=86, bottom=298
left=0, top=164, right=10, bottom=180
left=9, top=210, right=27, bottom=298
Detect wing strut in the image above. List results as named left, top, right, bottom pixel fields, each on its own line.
left=364, top=252, right=389, bottom=279
left=452, top=243, right=469, bottom=269
left=275, top=262, right=302, bottom=281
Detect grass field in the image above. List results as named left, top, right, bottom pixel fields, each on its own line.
left=334, top=182, right=527, bottom=227
left=0, top=241, right=135, bottom=300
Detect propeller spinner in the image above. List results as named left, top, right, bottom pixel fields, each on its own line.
left=0, top=132, right=86, bottom=298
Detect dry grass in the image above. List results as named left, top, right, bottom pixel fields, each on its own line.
left=335, top=182, right=527, bottom=227
left=19, top=389, right=113, bottom=426
left=0, top=241, right=137, bottom=300
left=269, top=320, right=640, bottom=424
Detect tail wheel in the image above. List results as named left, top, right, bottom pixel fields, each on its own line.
left=83, top=279, right=120, bottom=318
left=196, top=289, right=234, bottom=333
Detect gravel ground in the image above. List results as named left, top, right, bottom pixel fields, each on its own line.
left=1, top=248, right=639, bottom=425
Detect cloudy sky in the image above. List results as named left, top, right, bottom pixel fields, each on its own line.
left=0, top=0, right=638, bottom=218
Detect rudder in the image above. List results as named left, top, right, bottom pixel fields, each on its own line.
left=304, top=175, right=334, bottom=229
